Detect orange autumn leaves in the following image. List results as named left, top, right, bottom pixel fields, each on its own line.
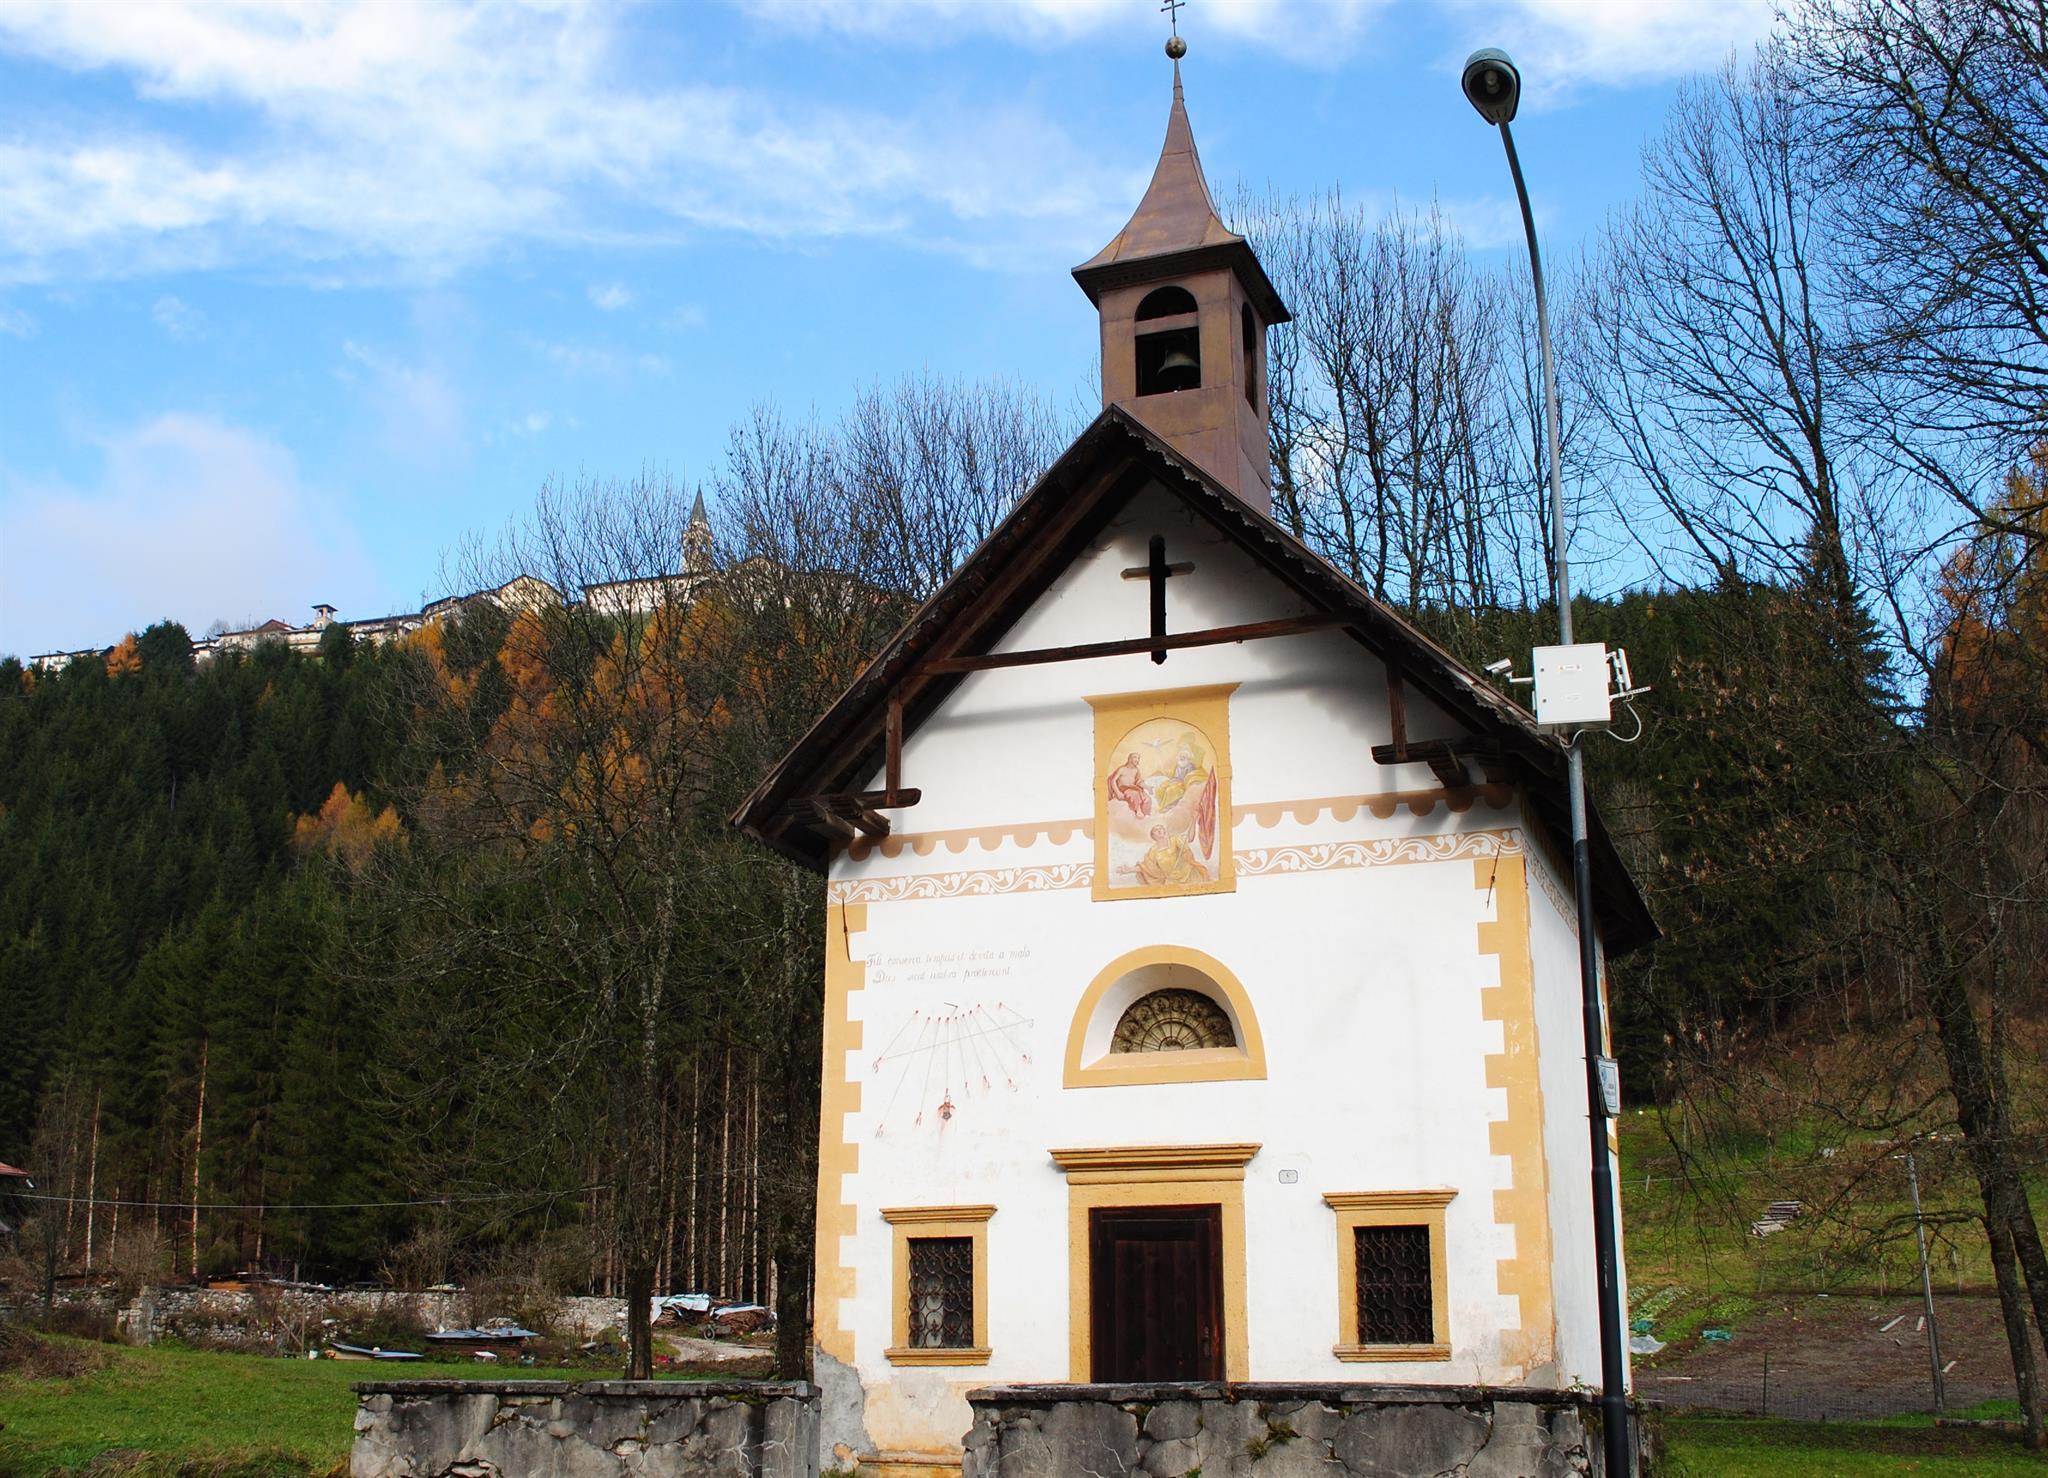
left=413, top=602, right=730, bottom=848
left=105, top=635, right=143, bottom=677
left=1937, top=444, right=2048, bottom=730
left=292, top=782, right=404, bottom=867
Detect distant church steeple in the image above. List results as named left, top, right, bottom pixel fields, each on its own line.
left=684, top=489, right=713, bottom=576
left=1073, top=45, right=1289, bottom=511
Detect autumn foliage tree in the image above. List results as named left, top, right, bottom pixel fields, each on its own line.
left=367, top=476, right=783, bottom=1379
left=292, top=782, right=404, bottom=869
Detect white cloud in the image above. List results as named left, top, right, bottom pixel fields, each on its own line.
left=0, top=303, right=33, bottom=337
left=0, top=0, right=1780, bottom=289
left=735, top=0, right=1395, bottom=64
left=0, top=413, right=378, bottom=657
left=1448, top=1, right=1777, bottom=95
left=523, top=336, right=670, bottom=378
left=0, top=1, right=1134, bottom=283
left=739, top=0, right=1774, bottom=86
left=339, top=340, right=465, bottom=459
left=151, top=293, right=203, bottom=337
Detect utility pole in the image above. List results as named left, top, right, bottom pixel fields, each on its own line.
left=1905, top=1151, right=1946, bottom=1412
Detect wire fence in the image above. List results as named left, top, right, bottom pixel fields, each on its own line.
left=1638, top=1356, right=1957, bottom=1422
left=1629, top=1289, right=2035, bottom=1424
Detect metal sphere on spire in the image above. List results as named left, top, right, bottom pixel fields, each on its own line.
left=1166, top=34, right=1187, bottom=59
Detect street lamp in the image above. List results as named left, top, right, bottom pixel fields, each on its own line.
left=1461, top=45, right=1633, bottom=1476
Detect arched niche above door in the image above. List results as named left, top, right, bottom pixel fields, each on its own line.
left=1064, top=945, right=1267, bottom=1089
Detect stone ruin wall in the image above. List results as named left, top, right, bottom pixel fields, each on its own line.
left=32, top=1285, right=628, bottom=1352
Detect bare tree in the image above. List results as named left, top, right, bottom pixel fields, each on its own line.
left=1240, top=189, right=1588, bottom=650
left=1591, top=41, right=2048, bottom=1441
left=1790, top=0, right=2048, bottom=548
left=370, top=473, right=752, bottom=1379
left=708, top=374, right=1066, bottom=1373
left=1584, top=50, right=1874, bottom=615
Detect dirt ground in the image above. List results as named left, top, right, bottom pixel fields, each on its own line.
left=1636, top=1292, right=2045, bottom=1419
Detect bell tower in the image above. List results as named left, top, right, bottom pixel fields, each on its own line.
left=1073, top=45, right=1290, bottom=512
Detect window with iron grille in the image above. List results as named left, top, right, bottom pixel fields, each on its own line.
left=1354, top=1224, right=1433, bottom=1344
left=907, top=1236, right=975, bottom=1348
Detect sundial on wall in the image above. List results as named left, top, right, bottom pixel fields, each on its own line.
left=870, top=1003, right=1033, bottom=1135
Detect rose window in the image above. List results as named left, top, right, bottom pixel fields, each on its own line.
left=1110, top=988, right=1236, bottom=1053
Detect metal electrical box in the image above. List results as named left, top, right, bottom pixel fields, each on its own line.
left=1532, top=643, right=1614, bottom=729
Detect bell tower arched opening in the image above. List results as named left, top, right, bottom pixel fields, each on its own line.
left=1135, top=286, right=1203, bottom=397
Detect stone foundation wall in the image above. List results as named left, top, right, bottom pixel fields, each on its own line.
left=963, top=1383, right=1640, bottom=1478
left=351, top=1379, right=819, bottom=1478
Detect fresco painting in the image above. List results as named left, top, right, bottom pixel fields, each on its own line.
left=1089, top=684, right=1236, bottom=900
left=1105, top=716, right=1222, bottom=889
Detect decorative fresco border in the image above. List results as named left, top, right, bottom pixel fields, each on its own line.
left=843, top=784, right=1515, bottom=862
left=1236, top=831, right=1520, bottom=877
left=826, top=829, right=1525, bottom=904
left=828, top=862, right=1093, bottom=904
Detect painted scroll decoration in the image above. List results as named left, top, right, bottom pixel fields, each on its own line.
left=1088, top=683, right=1237, bottom=901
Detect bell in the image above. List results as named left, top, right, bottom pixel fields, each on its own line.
left=1155, top=347, right=1200, bottom=393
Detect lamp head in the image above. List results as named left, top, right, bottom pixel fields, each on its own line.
left=1462, top=47, right=1521, bottom=125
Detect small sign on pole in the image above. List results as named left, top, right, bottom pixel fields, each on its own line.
left=1596, top=1056, right=1621, bottom=1118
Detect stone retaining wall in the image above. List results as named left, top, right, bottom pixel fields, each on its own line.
left=962, top=1383, right=1641, bottom=1478
left=106, top=1287, right=626, bottom=1350
left=351, top=1379, right=819, bottom=1477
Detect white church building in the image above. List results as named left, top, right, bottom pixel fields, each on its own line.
left=737, top=59, right=1653, bottom=1478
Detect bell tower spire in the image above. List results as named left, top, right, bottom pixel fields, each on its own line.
left=1073, top=37, right=1289, bottom=511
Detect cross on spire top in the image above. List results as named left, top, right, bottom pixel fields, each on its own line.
left=1162, top=0, right=1187, bottom=58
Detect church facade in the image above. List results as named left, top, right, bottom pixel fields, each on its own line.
left=738, top=61, right=1652, bottom=1478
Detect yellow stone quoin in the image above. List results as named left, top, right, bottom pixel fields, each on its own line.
left=814, top=902, right=869, bottom=1366
left=1475, top=854, right=1556, bottom=1371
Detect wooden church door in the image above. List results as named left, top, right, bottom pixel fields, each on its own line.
left=1088, top=1205, right=1223, bottom=1381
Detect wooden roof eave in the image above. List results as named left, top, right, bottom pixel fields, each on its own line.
left=730, top=418, right=1156, bottom=862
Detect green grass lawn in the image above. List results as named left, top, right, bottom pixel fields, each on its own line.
left=1662, top=1413, right=2048, bottom=1475
left=1616, top=1107, right=2048, bottom=1342
left=8, top=1338, right=2047, bottom=1477
left=0, top=1339, right=682, bottom=1477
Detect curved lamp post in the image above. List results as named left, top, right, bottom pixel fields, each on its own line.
left=1460, top=47, right=1632, bottom=1475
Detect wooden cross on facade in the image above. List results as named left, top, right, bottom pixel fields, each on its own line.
left=1122, top=534, right=1195, bottom=665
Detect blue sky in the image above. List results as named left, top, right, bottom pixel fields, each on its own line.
left=0, top=0, right=1774, bottom=659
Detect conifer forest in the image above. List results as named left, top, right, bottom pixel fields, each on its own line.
left=4, top=0, right=2048, bottom=1428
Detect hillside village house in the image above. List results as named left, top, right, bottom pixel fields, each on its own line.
left=24, top=497, right=717, bottom=673
left=736, top=58, right=1654, bottom=1478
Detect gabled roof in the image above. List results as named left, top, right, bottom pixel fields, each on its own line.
left=1072, top=65, right=1290, bottom=325
left=732, top=406, right=1656, bottom=954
